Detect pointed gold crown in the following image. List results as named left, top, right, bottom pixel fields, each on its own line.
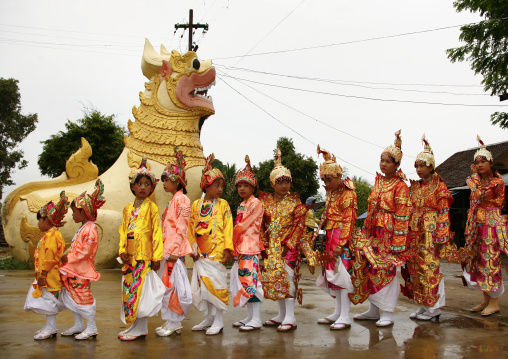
left=383, top=129, right=403, bottom=163
left=474, top=134, right=493, bottom=162
left=269, top=147, right=292, bottom=185
left=415, top=133, right=435, bottom=168
left=317, top=145, right=343, bottom=178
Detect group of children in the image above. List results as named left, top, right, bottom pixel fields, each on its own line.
left=25, top=132, right=507, bottom=340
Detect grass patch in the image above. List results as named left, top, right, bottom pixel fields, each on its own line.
left=0, top=257, right=33, bottom=270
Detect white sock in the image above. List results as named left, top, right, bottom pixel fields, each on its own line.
left=166, top=321, right=182, bottom=329
left=326, top=292, right=342, bottom=321
left=335, top=290, right=351, bottom=325
left=45, top=314, right=57, bottom=333
left=282, top=298, right=296, bottom=325
left=379, top=311, right=393, bottom=323
left=271, top=300, right=286, bottom=323
left=244, top=302, right=261, bottom=328
left=212, top=308, right=224, bottom=328
left=67, top=312, right=85, bottom=332
left=126, top=317, right=148, bottom=336
left=359, top=302, right=380, bottom=318
left=83, top=313, right=97, bottom=334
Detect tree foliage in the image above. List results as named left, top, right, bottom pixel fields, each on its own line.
left=0, top=78, right=38, bottom=198
left=253, top=137, right=320, bottom=202
left=38, top=108, right=126, bottom=178
left=447, top=1, right=508, bottom=129
left=352, top=176, right=372, bottom=216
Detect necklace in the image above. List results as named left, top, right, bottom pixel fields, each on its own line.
left=134, top=199, right=145, bottom=208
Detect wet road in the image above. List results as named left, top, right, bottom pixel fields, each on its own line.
left=0, top=265, right=506, bottom=359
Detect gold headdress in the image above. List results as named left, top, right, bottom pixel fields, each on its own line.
left=415, top=134, right=435, bottom=168
left=383, top=129, right=403, bottom=163
left=269, top=147, right=291, bottom=185
left=474, top=135, right=493, bottom=162
left=200, top=153, right=225, bottom=190
left=235, top=155, right=257, bottom=187
left=73, top=179, right=106, bottom=221
left=317, top=145, right=343, bottom=178
left=38, top=191, right=69, bottom=227
left=162, top=146, right=187, bottom=187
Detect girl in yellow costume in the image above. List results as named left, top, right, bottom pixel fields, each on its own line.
left=24, top=191, right=68, bottom=340
left=59, top=179, right=105, bottom=340
left=401, top=135, right=458, bottom=321
left=462, top=135, right=508, bottom=316
left=260, top=147, right=316, bottom=332
left=118, top=156, right=164, bottom=340
left=350, top=130, right=411, bottom=327
left=315, top=146, right=358, bottom=330
left=189, top=153, right=234, bottom=336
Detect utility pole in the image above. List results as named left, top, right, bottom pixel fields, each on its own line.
left=174, top=9, right=209, bottom=52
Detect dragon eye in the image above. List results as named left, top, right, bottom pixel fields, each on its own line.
left=192, top=59, right=200, bottom=70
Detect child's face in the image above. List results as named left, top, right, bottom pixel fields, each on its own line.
left=237, top=182, right=255, bottom=200
left=162, top=177, right=178, bottom=194
left=72, top=206, right=88, bottom=223
left=415, top=161, right=433, bottom=180
left=38, top=217, right=52, bottom=232
left=321, top=175, right=342, bottom=192
left=205, top=179, right=224, bottom=199
left=473, top=156, right=493, bottom=175
left=272, top=179, right=291, bottom=197
left=131, top=177, right=153, bottom=200
left=380, top=153, right=399, bottom=176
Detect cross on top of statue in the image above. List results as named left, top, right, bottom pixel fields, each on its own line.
left=175, top=9, right=209, bottom=52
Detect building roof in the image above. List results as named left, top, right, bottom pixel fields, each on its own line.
left=436, top=141, right=508, bottom=188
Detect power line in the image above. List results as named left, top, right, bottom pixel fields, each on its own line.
left=215, top=64, right=487, bottom=96
left=220, top=76, right=376, bottom=176
left=219, top=73, right=507, bottom=107
left=215, top=17, right=508, bottom=60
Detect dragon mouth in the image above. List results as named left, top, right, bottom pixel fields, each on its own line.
left=177, top=67, right=216, bottom=113
left=190, top=80, right=216, bottom=103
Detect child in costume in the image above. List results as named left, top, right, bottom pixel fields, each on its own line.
left=60, top=179, right=105, bottom=340
left=230, top=155, right=265, bottom=331
left=24, top=191, right=68, bottom=340
left=315, top=146, right=358, bottom=330
left=305, top=197, right=319, bottom=233
left=118, top=156, right=164, bottom=340
left=155, top=147, right=193, bottom=337
left=349, top=130, right=411, bottom=327
left=462, top=135, right=508, bottom=316
left=401, top=135, right=458, bottom=321
left=188, top=153, right=234, bottom=336
left=259, top=147, right=316, bottom=332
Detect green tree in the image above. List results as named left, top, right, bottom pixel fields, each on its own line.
left=38, top=108, right=126, bottom=177
left=0, top=78, right=38, bottom=198
left=447, top=1, right=508, bottom=128
left=253, top=137, right=320, bottom=202
left=352, top=176, right=372, bottom=217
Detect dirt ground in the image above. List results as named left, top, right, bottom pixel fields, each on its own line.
left=0, top=259, right=507, bottom=359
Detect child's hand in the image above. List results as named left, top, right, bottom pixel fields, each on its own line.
left=471, top=163, right=478, bottom=174
left=120, top=252, right=130, bottom=265
left=61, top=254, right=68, bottom=264
left=333, top=246, right=343, bottom=258
left=222, top=249, right=233, bottom=264
left=37, top=272, right=47, bottom=287
left=151, top=260, right=161, bottom=271
left=167, top=255, right=179, bottom=263
left=191, top=253, right=200, bottom=262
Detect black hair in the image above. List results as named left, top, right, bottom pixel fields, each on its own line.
left=177, top=182, right=187, bottom=195
left=36, top=211, right=42, bottom=220
left=414, top=161, right=435, bottom=174
left=130, top=174, right=155, bottom=195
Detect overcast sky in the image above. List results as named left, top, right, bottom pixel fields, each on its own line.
left=1, top=0, right=507, bottom=199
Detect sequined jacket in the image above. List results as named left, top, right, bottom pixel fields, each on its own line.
left=324, top=178, right=358, bottom=246
left=364, top=171, right=410, bottom=251
left=409, top=173, right=453, bottom=244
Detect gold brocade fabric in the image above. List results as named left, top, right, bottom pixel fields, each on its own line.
left=118, top=199, right=164, bottom=262
left=324, top=183, right=358, bottom=246
left=259, top=192, right=316, bottom=302
left=34, top=227, right=65, bottom=292
left=401, top=173, right=459, bottom=307
left=463, top=173, right=508, bottom=292
left=349, top=172, right=411, bottom=305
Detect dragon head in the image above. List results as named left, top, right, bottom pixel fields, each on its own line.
left=141, top=39, right=215, bottom=119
